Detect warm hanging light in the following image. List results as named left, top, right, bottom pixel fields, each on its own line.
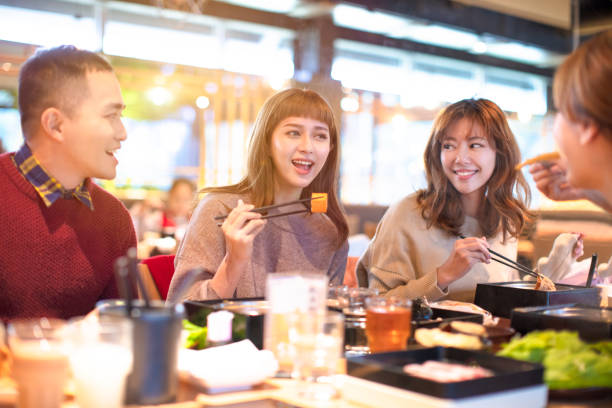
left=195, top=95, right=210, bottom=109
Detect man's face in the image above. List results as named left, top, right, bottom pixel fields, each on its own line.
left=61, top=71, right=126, bottom=182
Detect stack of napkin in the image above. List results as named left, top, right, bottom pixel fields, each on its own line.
left=178, top=340, right=278, bottom=393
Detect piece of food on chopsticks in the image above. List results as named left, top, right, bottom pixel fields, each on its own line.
left=403, top=361, right=493, bottom=382
left=515, top=152, right=561, bottom=170
left=497, top=330, right=612, bottom=389
left=309, top=192, right=327, bottom=213
left=534, top=274, right=557, bottom=291
left=256, top=192, right=327, bottom=220
left=214, top=192, right=327, bottom=224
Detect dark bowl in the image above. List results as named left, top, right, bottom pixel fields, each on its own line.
left=474, top=281, right=601, bottom=318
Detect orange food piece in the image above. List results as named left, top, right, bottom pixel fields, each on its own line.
left=515, top=152, right=561, bottom=170
left=310, top=193, right=328, bottom=213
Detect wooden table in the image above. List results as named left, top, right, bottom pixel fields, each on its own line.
left=1, top=370, right=610, bottom=408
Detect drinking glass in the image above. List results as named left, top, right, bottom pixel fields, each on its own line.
left=343, top=287, right=379, bottom=355
left=344, top=287, right=379, bottom=315
left=290, top=311, right=344, bottom=401
left=327, top=285, right=349, bottom=309
left=365, top=296, right=412, bottom=353
left=264, top=272, right=328, bottom=376
left=8, top=318, right=69, bottom=408
left=65, top=315, right=133, bottom=408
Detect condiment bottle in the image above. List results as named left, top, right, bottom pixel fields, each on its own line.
left=206, top=311, right=234, bottom=347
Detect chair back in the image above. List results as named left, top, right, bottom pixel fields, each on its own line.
left=140, top=255, right=176, bottom=301
left=343, top=256, right=359, bottom=288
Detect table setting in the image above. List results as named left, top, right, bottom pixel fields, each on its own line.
left=1, top=267, right=611, bottom=408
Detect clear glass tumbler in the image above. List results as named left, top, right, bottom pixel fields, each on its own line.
left=290, top=311, right=344, bottom=401
left=65, top=315, right=133, bottom=408
left=264, top=272, right=328, bottom=376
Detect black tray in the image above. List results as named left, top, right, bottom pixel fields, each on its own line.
left=474, top=281, right=601, bottom=318
left=184, top=298, right=265, bottom=349
left=347, top=347, right=543, bottom=399
left=511, top=304, right=612, bottom=341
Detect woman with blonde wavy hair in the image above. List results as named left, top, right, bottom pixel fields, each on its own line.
left=357, top=98, right=532, bottom=302
left=167, top=88, right=348, bottom=302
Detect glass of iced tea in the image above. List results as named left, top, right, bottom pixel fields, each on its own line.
left=365, top=296, right=412, bottom=353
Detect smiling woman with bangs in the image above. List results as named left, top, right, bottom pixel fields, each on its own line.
left=167, top=88, right=349, bottom=302
left=357, top=98, right=533, bottom=302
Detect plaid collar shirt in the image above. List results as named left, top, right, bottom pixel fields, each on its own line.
left=11, top=143, right=94, bottom=210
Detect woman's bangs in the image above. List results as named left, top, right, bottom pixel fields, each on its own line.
left=272, top=93, right=335, bottom=131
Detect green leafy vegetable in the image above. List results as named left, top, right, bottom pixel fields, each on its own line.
left=183, top=319, right=207, bottom=350
left=497, top=330, right=612, bottom=389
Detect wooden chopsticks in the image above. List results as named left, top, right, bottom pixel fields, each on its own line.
left=214, top=195, right=324, bottom=226
left=459, top=235, right=540, bottom=280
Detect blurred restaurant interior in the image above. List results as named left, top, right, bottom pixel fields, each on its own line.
left=1, top=0, right=612, bottom=263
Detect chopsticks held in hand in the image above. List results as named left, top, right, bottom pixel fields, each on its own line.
left=459, top=235, right=540, bottom=280
left=214, top=193, right=327, bottom=226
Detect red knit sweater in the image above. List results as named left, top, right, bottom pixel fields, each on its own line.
left=0, top=152, right=137, bottom=320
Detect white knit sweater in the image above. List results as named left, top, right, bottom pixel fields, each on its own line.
left=357, top=193, right=517, bottom=302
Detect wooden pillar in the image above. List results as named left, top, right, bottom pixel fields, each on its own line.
left=292, top=15, right=343, bottom=134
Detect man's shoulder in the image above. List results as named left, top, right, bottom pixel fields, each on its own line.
left=88, top=182, right=130, bottom=216
left=0, top=152, right=15, bottom=174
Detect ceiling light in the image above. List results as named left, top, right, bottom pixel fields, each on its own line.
left=471, top=40, right=488, bottom=54
left=196, top=95, right=210, bottom=109
left=341, top=96, right=359, bottom=112
left=147, top=87, right=173, bottom=106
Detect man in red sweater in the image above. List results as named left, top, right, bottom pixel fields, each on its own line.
left=0, top=45, right=136, bottom=320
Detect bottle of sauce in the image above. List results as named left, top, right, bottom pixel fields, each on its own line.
left=206, top=311, right=234, bottom=347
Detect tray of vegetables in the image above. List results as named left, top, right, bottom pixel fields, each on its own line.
left=496, top=330, right=612, bottom=398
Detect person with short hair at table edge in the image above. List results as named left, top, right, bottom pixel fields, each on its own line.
left=529, top=30, right=612, bottom=213
left=0, top=45, right=136, bottom=320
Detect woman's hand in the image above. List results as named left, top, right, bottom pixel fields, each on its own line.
left=221, top=199, right=267, bottom=264
left=437, top=237, right=491, bottom=288
left=210, top=200, right=267, bottom=298
left=528, top=162, right=587, bottom=202
left=572, top=232, right=584, bottom=259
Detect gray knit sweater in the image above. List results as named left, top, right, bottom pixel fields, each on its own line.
left=357, top=193, right=517, bottom=302
left=167, top=192, right=348, bottom=302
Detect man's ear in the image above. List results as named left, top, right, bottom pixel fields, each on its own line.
left=40, top=107, right=66, bottom=142
left=578, top=121, right=600, bottom=146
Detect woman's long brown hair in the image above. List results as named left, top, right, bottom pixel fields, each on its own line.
left=202, top=88, right=348, bottom=247
left=417, top=98, right=532, bottom=241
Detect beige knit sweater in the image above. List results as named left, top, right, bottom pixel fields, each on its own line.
left=357, top=193, right=517, bottom=302
left=167, top=192, right=348, bottom=302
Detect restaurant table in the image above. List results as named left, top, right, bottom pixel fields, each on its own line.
left=1, top=362, right=610, bottom=408
left=127, top=376, right=612, bottom=408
